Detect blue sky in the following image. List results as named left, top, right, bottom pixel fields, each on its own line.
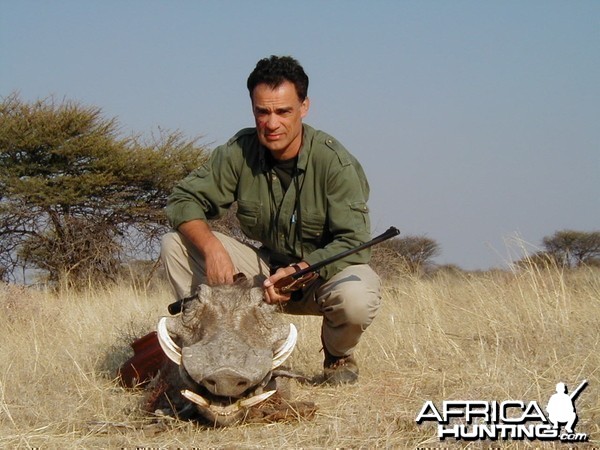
left=2, top=0, right=599, bottom=270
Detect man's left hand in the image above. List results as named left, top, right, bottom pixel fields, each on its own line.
left=263, top=262, right=309, bottom=304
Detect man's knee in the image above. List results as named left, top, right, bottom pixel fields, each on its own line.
left=160, top=231, right=182, bottom=260
left=321, top=266, right=381, bottom=327
left=340, top=280, right=381, bottom=327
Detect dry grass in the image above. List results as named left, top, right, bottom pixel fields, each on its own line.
left=1, top=265, right=599, bottom=449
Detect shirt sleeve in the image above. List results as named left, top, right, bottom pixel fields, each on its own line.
left=165, top=145, right=239, bottom=230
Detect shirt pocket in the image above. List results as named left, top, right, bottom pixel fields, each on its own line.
left=236, top=199, right=262, bottom=239
left=301, top=212, right=326, bottom=244
left=349, top=201, right=370, bottom=230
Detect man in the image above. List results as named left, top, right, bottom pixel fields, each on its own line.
left=546, top=382, right=577, bottom=433
left=161, top=55, right=381, bottom=384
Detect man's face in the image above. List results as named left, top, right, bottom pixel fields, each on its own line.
left=251, top=81, right=309, bottom=160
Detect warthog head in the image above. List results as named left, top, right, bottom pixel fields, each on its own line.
left=156, top=281, right=297, bottom=425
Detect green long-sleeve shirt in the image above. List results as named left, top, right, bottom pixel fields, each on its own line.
left=166, top=124, right=372, bottom=280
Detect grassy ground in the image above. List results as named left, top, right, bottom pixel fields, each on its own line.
left=1, top=265, right=598, bottom=449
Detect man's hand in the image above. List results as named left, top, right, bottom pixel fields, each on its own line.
left=263, top=261, right=309, bottom=304
left=178, top=219, right=236, bottom=285
left=202, top=238, right=236, bottom=285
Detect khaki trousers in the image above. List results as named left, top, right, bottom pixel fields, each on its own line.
left=160, top=231, right=382, bottom=357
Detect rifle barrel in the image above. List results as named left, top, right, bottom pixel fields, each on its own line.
left=290, top=226, right=400, bottom=280
left=569, top=379, right=588, bottom=401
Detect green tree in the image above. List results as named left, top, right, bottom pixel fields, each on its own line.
left=542, top=229, right=600, bottom=268
left=372, top=234, right=441, bottom=276
left=0, top=94, right=208, bottom=285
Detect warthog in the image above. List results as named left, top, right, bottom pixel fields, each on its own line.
left=150, top=280, right=313, bottom=426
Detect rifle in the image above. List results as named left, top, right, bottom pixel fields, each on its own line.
left=167, top=226, right=400, bottom=314
left=274, top=226, right=400, bottom=294
left=569, top=379, right=588, bottom=401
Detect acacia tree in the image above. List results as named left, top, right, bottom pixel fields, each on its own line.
left=0, top=94, right=208, bottom=285
left=371, top=234, right=441, bottom=276
left=542, top=229, right=600, bottom=268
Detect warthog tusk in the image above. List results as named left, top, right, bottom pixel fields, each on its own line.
left=239, top=389, right=277, bottom=407
left=157, top=317, right=182, bottom=365
left=180, top=389, right=210, bottom=407
left=272, top=323, right=297, bottom=369
left=181, top=389, right=276, bottom=416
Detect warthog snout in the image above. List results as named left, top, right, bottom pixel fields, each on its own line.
left=202, top=368, right=253, bottom=397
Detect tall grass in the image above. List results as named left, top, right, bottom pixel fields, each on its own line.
left=1, top=265, right=598, bottom=448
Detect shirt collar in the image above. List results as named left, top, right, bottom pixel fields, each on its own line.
left=258, top=125, right=312, bottom=173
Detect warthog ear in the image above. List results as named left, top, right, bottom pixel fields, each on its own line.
left=250, top=287, right=266, bottom=305
left=233, top=272, right=248, bottom=284
left=196, top=284, right=212, bottom=302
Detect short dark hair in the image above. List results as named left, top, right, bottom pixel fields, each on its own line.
left=247, top=55, right=309, bottom=101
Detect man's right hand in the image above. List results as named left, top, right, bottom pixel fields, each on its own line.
left=202, top=238, right=236, bottom=285
left=178, top=220, right=236, bottom=285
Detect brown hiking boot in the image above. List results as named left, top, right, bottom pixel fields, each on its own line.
left=323, top=349, right=359, bottom=385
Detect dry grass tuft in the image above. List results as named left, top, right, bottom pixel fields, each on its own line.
left=1, top=266, right=598, bottom=448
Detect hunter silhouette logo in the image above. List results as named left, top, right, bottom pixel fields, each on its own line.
left=546, top=380, right=587, bottom=435
left=416, top=380, right=589, bottom=442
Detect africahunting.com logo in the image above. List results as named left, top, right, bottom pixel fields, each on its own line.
left=416, top=380, right=589, bottom=442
